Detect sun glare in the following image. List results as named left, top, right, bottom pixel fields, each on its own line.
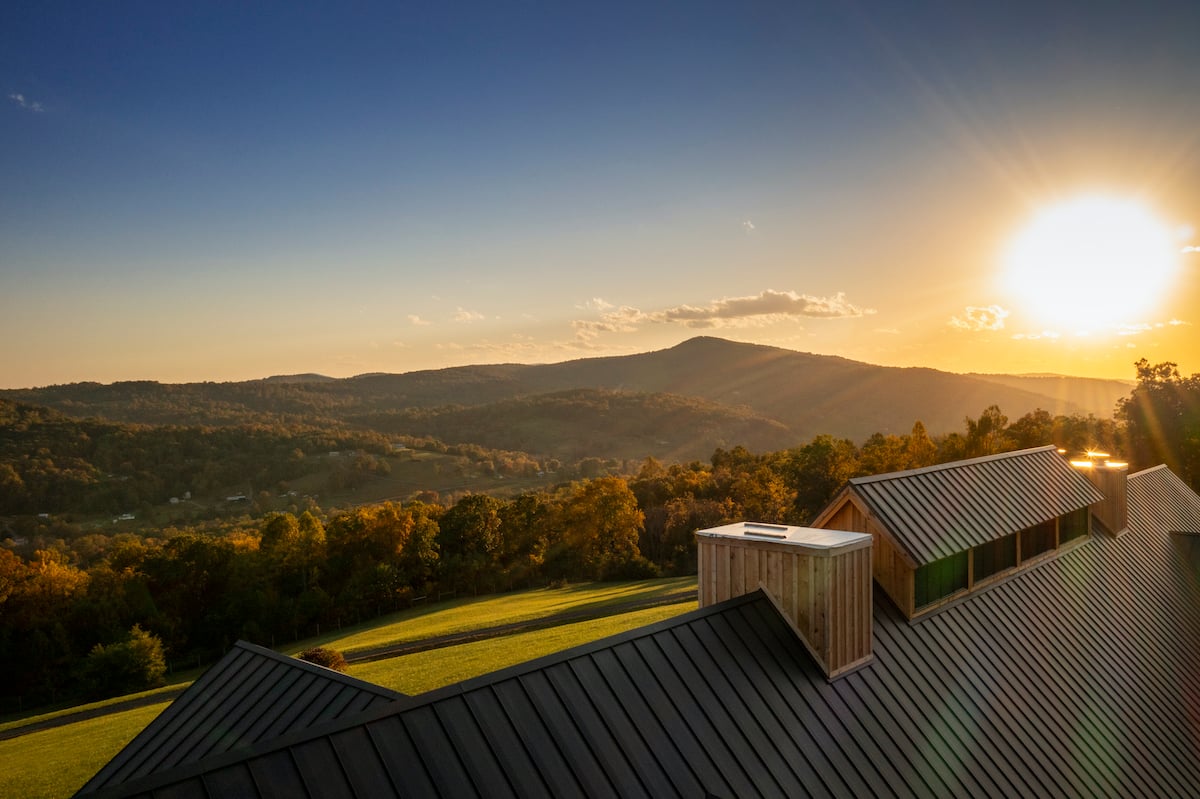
left=1001, top=195, right=1178, bottom=326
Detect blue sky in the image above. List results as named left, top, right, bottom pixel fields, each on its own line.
left=5, top=1, right=1200, bottom=386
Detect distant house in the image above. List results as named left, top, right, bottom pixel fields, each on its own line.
left=81, top=447, right=1200, bottom=798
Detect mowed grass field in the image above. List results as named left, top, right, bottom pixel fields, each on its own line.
left=0, top=577, right=698, bottom=799
left=290, top=575, right=696, bottom=656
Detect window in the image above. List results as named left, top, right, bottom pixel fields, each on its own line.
left=1020, top=519, right=1056, bottom=561
left=1059, top=507, right=1090, bottom=544
left=914, top=551, right=968, bottom=608
left=973, top=533, right=1017, bottom=582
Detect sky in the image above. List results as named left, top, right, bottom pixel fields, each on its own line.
left=5, top=1, right=1200, bottom=388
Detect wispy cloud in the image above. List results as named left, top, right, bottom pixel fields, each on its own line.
left=572, top=289, right=874, bottom=340
left=949, top=305, right=1009, bottom=332
left=407, top=314, right=431, bottom=326
left=7, top=92, right=44, bottom=112
left=1181, top=245, right=1200, bottom=254
left=1011, top=330, right=1062, bottom=341
left=576, top=297, right=614, bottom=312
left=742, top=220, right=755, bottom=232
left=453, top=308, right=485, bottom=323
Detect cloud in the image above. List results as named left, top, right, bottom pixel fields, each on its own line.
left=661, top=290, right=873, bottom=326
left=1011, top=330, right=1062, bottom=341
left=949, top=305, right=1009, bottom=332
left=453, top=308, right=484, bottom=323
left=576, top=297, right=614, bottom=312
left=7, top=92, right=44, bottom=112
left=1182, top=245, right=1200, bottom=253
left=407, top=314, right=431, bottom=326
left=570, top=289, right=873, bottom=340
left=742, top=220, right=755, bottom=232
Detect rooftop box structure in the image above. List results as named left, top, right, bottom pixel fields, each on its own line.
left=696, top=521, right=872, bottom=678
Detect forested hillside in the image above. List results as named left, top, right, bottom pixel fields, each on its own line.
left=1, top=400, right=1123, bottom=711
left=350, top=389, right=791, bottom=462
left=1, top=338, right=1133, bottom=454
left=0, top=399, right=391, bottom=517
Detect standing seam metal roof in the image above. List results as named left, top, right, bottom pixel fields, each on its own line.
left=81, top=465, right=1200, bottom=799
left=847, top=446, right=1105, bottom=563
left=76, top=641, right=403, bottom=796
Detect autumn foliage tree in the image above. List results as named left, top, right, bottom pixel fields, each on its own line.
left=1119, top=359, right=1200, bottom=485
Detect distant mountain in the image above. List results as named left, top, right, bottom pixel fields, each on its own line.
left=966, top=373, right=1132, bottom=417
left=0, top=337, right=1135, bottom=458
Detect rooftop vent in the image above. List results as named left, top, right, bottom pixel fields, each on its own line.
left=695, top=522, right=872, bottom=679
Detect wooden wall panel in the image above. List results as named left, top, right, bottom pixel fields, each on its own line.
left=696, top=534, right=872, bottom=678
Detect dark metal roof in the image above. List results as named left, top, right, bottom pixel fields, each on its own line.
left=76, top=641, right=403, bottom=796
left=83, top=465, right=1200, bottom=799
left=1127, top=464, right=1200, bottom=535
left=845, top=445, right=1105, bottom=563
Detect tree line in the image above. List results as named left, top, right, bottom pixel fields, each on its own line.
left=12, top=355, right=1200, bottom=712
left=1, top=398, right=1129, bottom=711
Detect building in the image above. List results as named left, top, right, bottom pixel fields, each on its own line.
left=80, top=448, right=1200, bottom=798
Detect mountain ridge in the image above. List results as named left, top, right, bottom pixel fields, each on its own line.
left=0, top=337, right=1134, bottom=452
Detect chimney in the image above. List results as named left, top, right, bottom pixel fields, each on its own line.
left=1071, top=458, right=1129, bottom=536
left=696, top=522, right=872, bottom=679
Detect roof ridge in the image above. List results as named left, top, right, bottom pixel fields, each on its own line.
left=80, top=593, right=783, bottom=799
left=849, top=444, right=1059, bottom=485
left=229, top=641, right=403, bottom=699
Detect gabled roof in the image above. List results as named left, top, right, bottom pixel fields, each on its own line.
left=77, top=641, right=403, bottom=796
left=84, top=464, right=1200, bottom=799
left=1128, top=464, right=1200, bottom=535
left=839, top=445, right=1104, bottom=563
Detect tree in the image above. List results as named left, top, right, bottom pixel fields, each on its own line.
left=784, top=436, right=860, bottom=523
left=1006, top=409, right=1055, bottom=449
left=437, top=494, right=504, bottom=588
left=297, top=646, right=348, bottom=672
left=904, top=421, right=938, bottom=468
left=555, top=478, right=649, bottom=580
left=964, top=405, right=1011, bottom=457
left=859, top=433, right=909, bottom=475
left=1118, top=359, right=1200, bottom=484
left=78, top=624, right=166, bottom=699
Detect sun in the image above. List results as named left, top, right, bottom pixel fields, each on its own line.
left=1001, top=194, right=1179, bottom=326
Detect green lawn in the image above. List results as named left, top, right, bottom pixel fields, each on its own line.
left=351, top=600, right=696, bottom=694
left=290, top=575, right=696, bottom=657
left=0, top=702, right=169, bottom=799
